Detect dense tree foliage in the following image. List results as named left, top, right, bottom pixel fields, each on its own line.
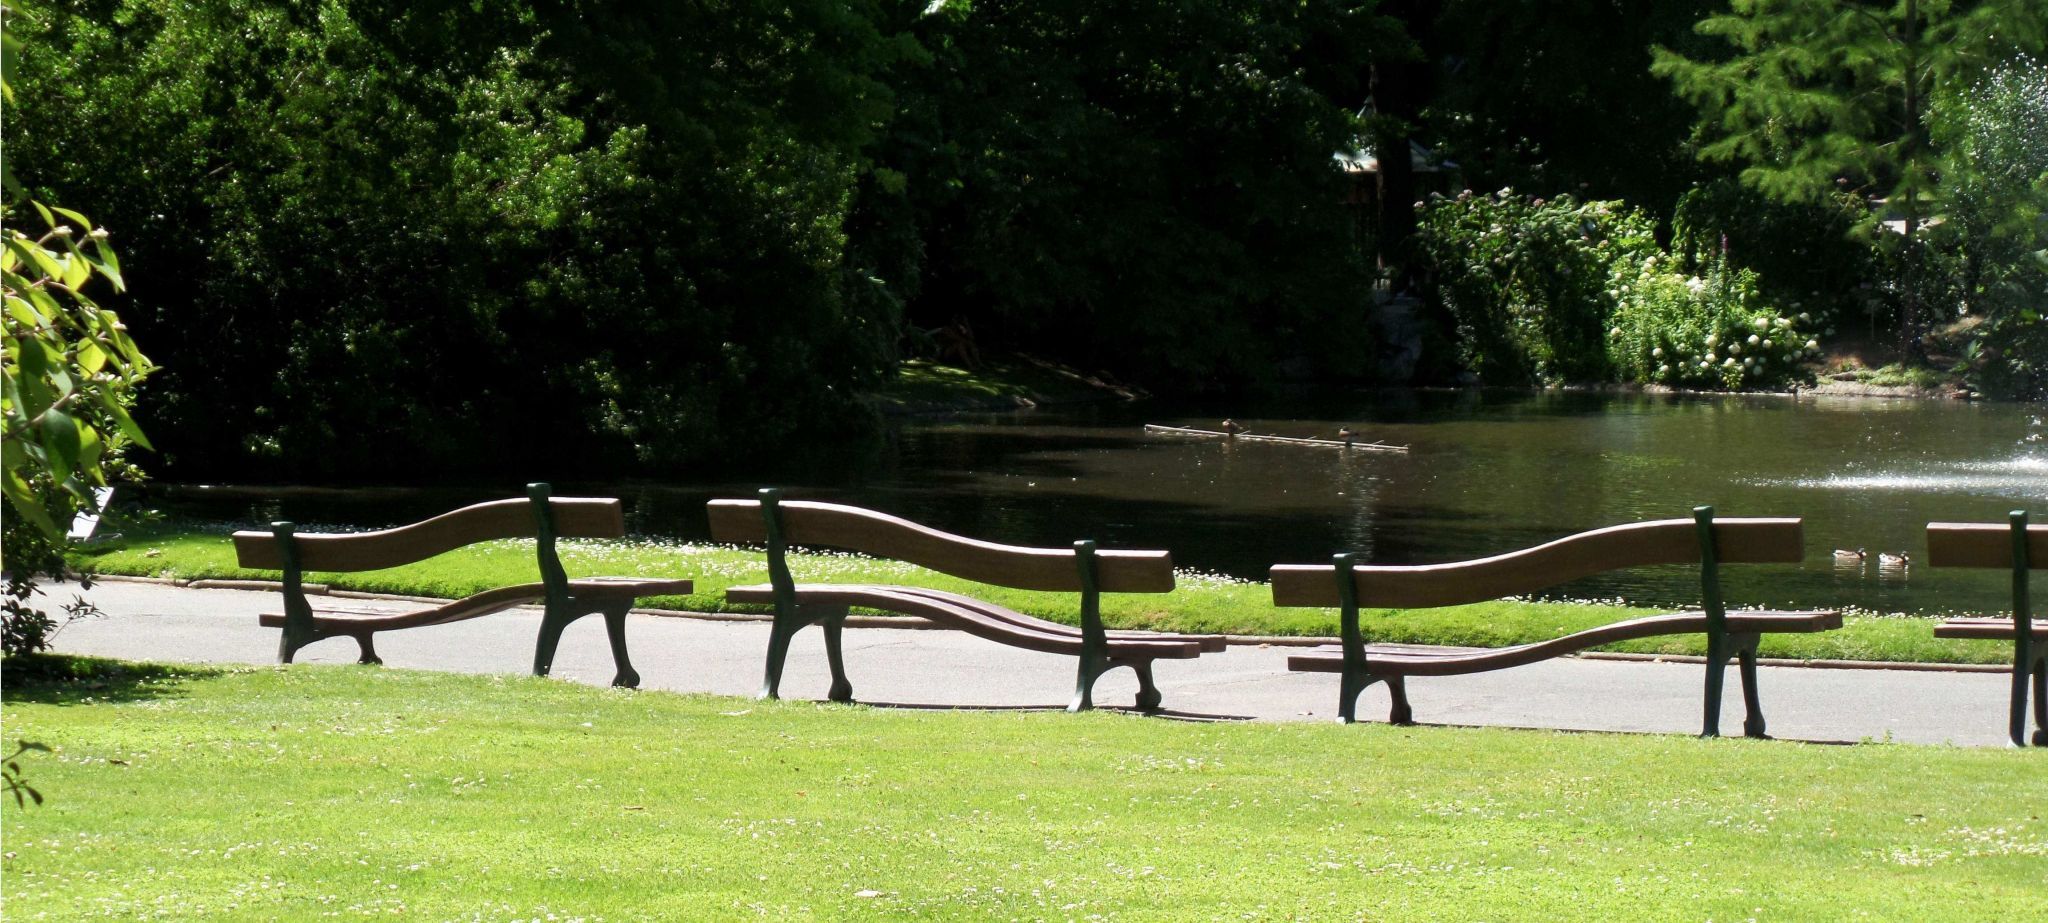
left=860, top=0, right=1399, bottom=385
left=12, top=0, right=904, bottom=479
left=1933, top=56, right=2048, bottom=397
left=1653, top=0, right=2046, bottom=348
left=9, top=0, right=2047, bottom=489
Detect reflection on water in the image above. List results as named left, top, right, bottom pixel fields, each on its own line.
left=130, top=390, right=2046, bottom=616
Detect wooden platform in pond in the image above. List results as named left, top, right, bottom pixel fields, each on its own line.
left=1143, top=424, right=1409, bottom=453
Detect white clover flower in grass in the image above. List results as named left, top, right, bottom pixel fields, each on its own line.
left=1705, top=333, right=1719, bottom=347
left=1798, top=312, right=1812, bottom=323
left=1746, top=334, right=1760, bottom=346
left=1609, top=326, right=1623, bottom=338
left=1658, top=364, right=1671, bottom=375
left=1775, top=317, right=1791, bottom=328
left=1651, top=346, right=1663, bottom=358
left=1806, top=339, right=1819, bottom=350
left=1723, top=357, right=1737, bottom=367
left=1752, top=317, right=1770, bottom=332
left=1728, top=343, right=1741, bottom=356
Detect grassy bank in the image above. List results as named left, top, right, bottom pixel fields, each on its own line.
left=3, top=656, right=2043, bottom=920
left=70, top=527, right=2012, bottom=665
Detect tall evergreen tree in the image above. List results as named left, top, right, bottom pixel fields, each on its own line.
left=1652, top=0, right=2044, bottom=351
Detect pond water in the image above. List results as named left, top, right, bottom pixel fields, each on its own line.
left=131, top=390, right=2046, bottom=616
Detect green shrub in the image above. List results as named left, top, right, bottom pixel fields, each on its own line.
left=1419, top=191, right=1653, bottom=384
left=1671, top=179, right=1875, bottom=330
left=1606, top=258, right=1821, bottom=389
left=1420, top=190, right=1820, bottom=389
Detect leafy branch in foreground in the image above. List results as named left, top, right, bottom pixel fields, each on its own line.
left=1, top=26, right=155, bottom=655
left=4, top=740, right=52, bottom=808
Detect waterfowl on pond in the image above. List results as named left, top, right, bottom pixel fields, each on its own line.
left=1336, top=427, right=1356, bottom=442
left=1219, top=419, right=1245, bottom=435
left=1833, top=548, right=1867, bottom=560
left=1879, top=552, right=1911, bottom=566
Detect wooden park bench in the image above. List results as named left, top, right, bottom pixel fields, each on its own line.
left=1273, top=507, right=1841, bottom=737
left=1927, top=512, right=2045, bottom=747
left=707, top=489, right=1224, bottom=711
left=231, top=483, right=692, bottom=687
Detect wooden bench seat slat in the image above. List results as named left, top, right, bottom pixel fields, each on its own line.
left=233, top=497, right=627, bottom=573
left=1926, top=522, right=2048, bottom=569
left=1270, top=518, right=1803, bottom=609
left=728, top=584, right=1201, bottom=659
left=1285, top=610, right=1840, bottom=676
left=257, top=578, right=694, bottom=634
left=726, top=583, right=1225, bottom=652
left=707, top=499, right=1172, bottom=593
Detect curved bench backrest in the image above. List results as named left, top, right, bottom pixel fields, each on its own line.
left=1926, top=520, right=2048, bottom=569
left=1271, top=516, right=1804, bottom=609
left=706, top=498, right=1174, bottom=593
left=232, top=497, right=625, bottom=573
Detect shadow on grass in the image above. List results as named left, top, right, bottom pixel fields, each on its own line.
left=1, top=653, right=223, bottom=706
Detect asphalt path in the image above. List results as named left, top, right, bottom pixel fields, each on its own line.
left=22, top=579, right=2021, bottom=747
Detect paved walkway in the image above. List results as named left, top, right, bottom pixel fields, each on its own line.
left=29, top=580, right=2018, bottom=746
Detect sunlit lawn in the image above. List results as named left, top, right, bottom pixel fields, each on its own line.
left=2, top=655, right=2043, bottom=920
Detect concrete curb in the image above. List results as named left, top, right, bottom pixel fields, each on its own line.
left=82, top=573, right=2013, bottom=675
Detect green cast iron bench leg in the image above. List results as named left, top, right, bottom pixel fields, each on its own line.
left=760, top=604, right=852, bottom=702
left=533, top=600, right=641, bottom=688
left=821, top=607, right=853, bottom=703
left=601, top=601, right=639, bottom=689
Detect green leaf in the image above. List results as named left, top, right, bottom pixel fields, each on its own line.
left=86, top=240, right=124, bottom=291
left=39, top=408, right=82, bottom=476
left=76, top=340, right=107, bottom=374
left=94, top=390, right=152, bottom=451
left=3, top=471, right=61, bottom=539
left=50, top=207, right=92, bottom=232
left=77, top=424, right=105, bottom=471
left=14, top=338, right=55, bottom=420
left=5, top=294, right=43, bottom=328
left=59, top=251, right=90, bottom=290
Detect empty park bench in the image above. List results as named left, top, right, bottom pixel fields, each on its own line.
left=707, top=489, right=1225, bottom=711
left=231, top=483, right=691, bottom=687
left=1272, top=507, right=1842, bottom=737
left=1927, top=512, right=2044, bottom=747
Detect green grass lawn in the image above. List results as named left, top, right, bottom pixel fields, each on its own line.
left=71, top=526, right=2012, bottom=666
left=2, top=656, right=2043, bottom=920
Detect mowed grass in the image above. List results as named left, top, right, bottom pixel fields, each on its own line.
left=3, top=656, right=2045, bottom=921
left=71, top=526, right=2013, bottom=665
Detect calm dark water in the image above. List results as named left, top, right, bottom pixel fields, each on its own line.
left=128, top=390, right=2046, bottom=615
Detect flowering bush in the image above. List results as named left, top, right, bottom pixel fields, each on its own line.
left=1421, top=190, right=1820, bottom=389
left=1606, top=259, right=1821, bottom=388
left=1419, top=191, right=1656, bottom=384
